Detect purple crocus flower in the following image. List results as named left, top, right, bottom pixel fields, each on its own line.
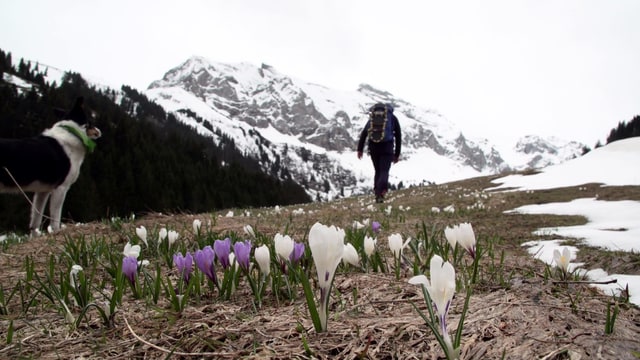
left=372, top=221, right=382, bottom=234
left=290, top=241, right=305, bottom=264
left=173, top=252, right=193, bottom=284
left=122, top=256, right=138, bottom=288
left=233, top=240, right=252, bottom=270
left=214, top=238, right=232, bottom=269
left=194, top=246, right=217, bottom=284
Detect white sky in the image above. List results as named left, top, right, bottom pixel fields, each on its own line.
left=1, top=0, right=639, bottom=149
left=490, top=137, right=640, bottom=305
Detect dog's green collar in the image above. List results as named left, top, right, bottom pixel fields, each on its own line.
left=60, top=124, right=97, bottom=153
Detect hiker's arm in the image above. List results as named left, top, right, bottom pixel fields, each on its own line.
left=357, top=123, right=369, bottom=158
left=393, top=116, right=401, bottom=162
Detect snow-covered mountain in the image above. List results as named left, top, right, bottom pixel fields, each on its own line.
left=144, top=56, right=585, bottom=200
left=503, top=135, right=586, bottom=170
left=4, top=54, right=585, bottom=201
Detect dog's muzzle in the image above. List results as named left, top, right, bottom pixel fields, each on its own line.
left=86, top=126, right=102, bottom=140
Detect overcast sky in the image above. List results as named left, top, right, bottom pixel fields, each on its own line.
left=1, top=0, right=639, bottom=149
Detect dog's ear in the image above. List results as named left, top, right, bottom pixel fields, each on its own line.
left=65, top=97, right=88, bottom=125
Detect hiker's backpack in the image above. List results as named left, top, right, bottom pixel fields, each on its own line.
left=367, top=103, right=395, bottom=143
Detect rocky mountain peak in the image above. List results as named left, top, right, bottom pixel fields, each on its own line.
left=145, top=56, right=584, bottom=199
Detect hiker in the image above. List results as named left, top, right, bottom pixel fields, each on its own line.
left=357, top=103, right=402, bottom=203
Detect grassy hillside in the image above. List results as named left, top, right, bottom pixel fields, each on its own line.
left=1, top=174, right=639, bottom=359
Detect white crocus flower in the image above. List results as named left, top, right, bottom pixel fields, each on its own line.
left=553, top=247, right=571, bottom=272
left=457, top=223, right=476, bottom=258
left=274, top=233, right=294, bottom=260
left=409, top=255, right=457, bottom=358
left=388, top=233, right=410, bottom=258
left=123, top=242, right=141, bottom=259
left=342, top=243, right=360, bottom=266
left=308, top=222, right=345, bottom=331
left=136, top=226, right=148, bottom=247
left=364, top=236, right=377, bottom=256
left=158, top=227, right=168, bottom=250
left=255, top=244, right=271, bottom=276
left=138, top=259, right=150, bottom=268
left=444, top=226, right=457, bottom=249
left=228, top=252, right=239, bottom=270
left=167, top=230, right=179, bottom=246
left=243, top=224, right=256, bottom=238
left=352, top=220, right=365, bottom=229
left=444, top=223, right=477, bottom=259
left=192, top=219, right=202, bottom=234
left=70, top=264, right=83, bottom=288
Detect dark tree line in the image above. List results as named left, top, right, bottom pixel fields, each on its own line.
left=606, top=115, right=640, bottom=144
left=0, top=49, right=310, bottom=233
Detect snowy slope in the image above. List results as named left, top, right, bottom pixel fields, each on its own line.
left=145, top=56, right=528, bottom=199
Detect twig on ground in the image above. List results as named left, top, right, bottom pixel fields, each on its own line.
left=552, top=279, right=617, bottom=285
left=123, top=315, right=229, bottom=357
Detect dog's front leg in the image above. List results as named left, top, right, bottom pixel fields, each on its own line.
left=30, top=192, right=50, bottom=235
left=48, top=188, right=69, bottom=231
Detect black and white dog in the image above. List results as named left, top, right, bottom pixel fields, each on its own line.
left=0, top=97, right=101, bottom=234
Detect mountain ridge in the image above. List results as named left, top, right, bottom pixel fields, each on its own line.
left=146, top=56, right=585, bottom=199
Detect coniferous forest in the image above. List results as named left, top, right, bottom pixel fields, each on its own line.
left=606, top=115, right=640, bottom=144
left=0, top=49, right=311, bottom=233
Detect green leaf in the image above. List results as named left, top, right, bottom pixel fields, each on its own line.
left=298, top=267, right=321, bottom=332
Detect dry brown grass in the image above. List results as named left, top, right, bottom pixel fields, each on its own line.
left=1, top=174, right=639, bottom=359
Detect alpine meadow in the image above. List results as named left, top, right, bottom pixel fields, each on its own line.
left=1, top=50, right=640, bottom=359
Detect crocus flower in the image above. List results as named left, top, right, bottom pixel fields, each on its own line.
left=342, top=243, right=360, bottom=267
left=409, top=255, right=457, bottom=357
left=290, top=241, right=305, bottom=264
left=364, top=236, right=377, bottom=257
left=388, top=233, right=410, bottom=258
left=70, top=264, right=83, bottom=289
left=122, top=256, right=138, bottom=288
left=444, top=223, right=476, bottom=259
left=309, top=222, right=345, bottom=331
left=159, top=227, right=168, bottom=243
left=123, top=242, right=141, bottom=259
left=372, top=221, right=381, bottom=234
left=234, top=240, right=252, bottom=271
left=167, top=230, right=179, bottom=246
left=138, top=259, right=150, bottom=268
left=194, top=246, right=217, bottom=284
left=274, top=233, right=294, bottom=261
left=243, top=224, right=256, bottom=238
left=255, top=244, right=271, bottom=276
left=136, top=226, right=148, bottom=247
left=173, top=252, right=193, bottom=284
left=214, top=238, right=232, bottom=269
left=553, top=247, right=571, bottom=272
left=193, top=219, right=202, bottom=234
left=228, top=252, right=238, bottom=270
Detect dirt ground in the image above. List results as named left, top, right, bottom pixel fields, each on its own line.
left=1, top=174, right=639, bottom=359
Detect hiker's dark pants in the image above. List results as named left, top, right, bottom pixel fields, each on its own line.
left=369, top=141, right=394, bottom=197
